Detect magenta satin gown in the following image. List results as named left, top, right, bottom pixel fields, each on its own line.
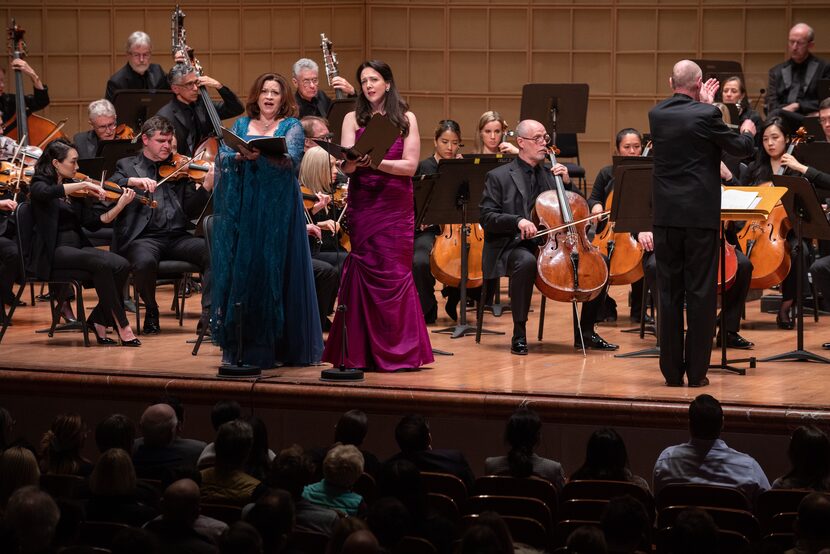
left=322, top=130, right=434, bottom=371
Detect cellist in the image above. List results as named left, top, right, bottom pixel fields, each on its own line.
left=0, top=59, right=49, bottom=129
left=480, top=119, right=617, bottom=356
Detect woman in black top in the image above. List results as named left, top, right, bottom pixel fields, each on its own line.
left=29, top=138, right=139, bottom=345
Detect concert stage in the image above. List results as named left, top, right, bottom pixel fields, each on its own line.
left=1, top=285, right=828, bottom=478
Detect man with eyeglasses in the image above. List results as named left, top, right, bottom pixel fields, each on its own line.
left=73, top=99, right=121, bottom=159
left=155, top=63, right=243, bottom=157
left=292, top=58, right=356, bottom=119
left=105, top=32, right=180, bottom=103
left=766, top=23, right=830, bottom=130
left=0, top=58, right=49, bottom=129
left=480, top=119, right=618, bottom=356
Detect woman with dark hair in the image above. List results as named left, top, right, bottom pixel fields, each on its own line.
left=484, top=405, right=565, bottom=491
left=38, top=413, right=93, bottom=476
left=720, top=76, right=763, bottom=128
left=213, top=72, right=322, bottom=368
left=773, top=425, right=830, bottom=491
left=322, top=60, right=433, bottom=371
left=28, top=138, right=139, bottom=345
left=86, top=448, right=157, bottom=526
left=242, top=415, right=275, bottom=482
left=570, top=427, right=649, bottom=491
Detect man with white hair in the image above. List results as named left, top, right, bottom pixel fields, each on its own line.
left=293, top=58, right=356, bottom=118
left=105, top=31, right=172, bottom=102
left=649, top=60, right=756, bottom=387
left=73, top=99, right=120, bottom=159
left=766, top=23, right=830, bottom=129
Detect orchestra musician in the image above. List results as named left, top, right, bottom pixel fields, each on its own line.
left=475, top=111, right=519, bottom=156
left=212, top=72, right=322, bottom=368
left=480, top=119, right=618, bottom=356
left=322, top=59, right=433, bottom=371
left=300, top=115, right=334, bottom=151
left=292, top=58, right=356, bottom=119
left=820, top=97, right=830, bottom=142
left=105, top=32, right=171, bottom=103
left=72, top=100, right=118, bottom=160
left=28, top=138, right=140, bottom=346
left=155, top=64, right=244, bottom=157
left=649, top=60, right=756, bottom=387
left=110, top=116, right=213, bottom=335
left=0, top=191, right=17, bottom=315
left=766, top=23, right=830, bottom=130
left=720, top=76, right=763, bottom=129
left=0, top=59, right=49, bottom=128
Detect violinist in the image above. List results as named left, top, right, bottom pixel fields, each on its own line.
left=0, top=59, right=49, bottom=128
left=72, top=100, right=118, bottom=160
left=301, top=116, right=334, bottom=152
left=474, top=111, right=518, bottom=156
left=480, top=119, right=617, bottom=356
left=414, top=119, right=464, bottom=323
left=155, top=64, right=244, bottom=157
left=105, top=32, right=171, bottom=103
left=720, top=76, right=763, bottom=129
left=28, top=138, right=140, bottom=346
left=110, top=116, right=214, bottom=335
left=649, top=60, right=756, bottom=387
left=292, top=58, right=356, bottom=119
left=820, top=98, right=830, bottom=142
left=0, top=190, right=18, bottom=315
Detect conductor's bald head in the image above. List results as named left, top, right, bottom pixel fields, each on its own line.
left=669, top=60, right=703, bottom=100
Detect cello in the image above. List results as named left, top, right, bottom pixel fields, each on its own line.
left=430, top=223, right=484, bottom=289
left=590, top=189, right=644, bottom=285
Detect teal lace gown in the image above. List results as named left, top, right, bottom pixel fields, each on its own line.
left=212, top=117, right=323, bottom=368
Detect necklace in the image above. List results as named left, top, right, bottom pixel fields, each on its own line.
left=259, top=117, right=278, bottom=132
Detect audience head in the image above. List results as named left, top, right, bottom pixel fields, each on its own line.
left=243, top=415, right=271, bottom=481
left=161, top=478, right=201, bottom=526
left=784, top=425, right=830, bottom=489
left=95, top=413, right=136, bottom=454
left=335, top=410, right=370, bottom=447
left=244, top=488, right=295, bottom=553
left=788, top=23, right=815, bottom=64
left=326, top=517, right=369, bottom=554
left=377, top=459, right=426, bottom=521
left=0, top=406, right=15, bottom=451
left=600, top=495, right=651, bottom=552
left=269, top=444, right=314, bottom=500
left=504, top=403, right=542, bottom=478
left=476, top=110, right=508, bottom=154
left=795, top=492, right=830, bottom=545
left=566, top=525, right=608, bottom=554
left=668, top=507, right=718, bottom=554
left=154, top=395, right=185, bottom=429
left=460, top=520, right=513, bottom=554
left=218, top=521, right=263, bottom=554
left=211, top=400, right=242, bottom=431
left=615, top=128, right=643, bottom=156
left=576, top=427, right=633, bottom=481
left=90, top=448, right=137, bottom=497
left=215, top=419, right=254, bottom=473
left=323, top=444, right=364, bottom=489
left=140, top=403, right=178, bottom=448
left=5, top=486, right=61, bottom=552
left=688, top=394, right=723, bottom=440
left=395, top=414, right=431, bottom=453
left=818, top=97, right=830, bottom=141
left=367, top=497, right=410, bottom=549
left=292, top=58, right=320, bottom=103
left=38, top=412, right=88, bottom=475
left=669, top=60, right=703, bottom=99
left=0, top=446, right=40, bottom=507
left=125, top=31, right=153, bottom=74
left=340, top=529, right=381, bottom=554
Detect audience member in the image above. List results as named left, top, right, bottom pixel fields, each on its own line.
left=198, top=400, right=242, bottom=469
left=243, top=415, right=275, bottom=482
left=243, top=488, right=295, bottom=554
left=310, top=410, right=381, bottom=479
left=326, top=518, right=370, bottom=554
left=137, top=396, right=206, bottom=465
left=459, top=521, right=513, bottom=554
left=3, top=486, right=61, bottom=554
left=0, top=446, right=40, bottom=511
left=303, top=444, right=365, bottom=516
left=144, top=478, right=220, bottom=554
left=566, top=525, right=608, bottom=554
left=788, top=492, right=830, bottom=554
left=95, top=413, right=137, bottom=454
left=201, top=419, right=261, bottom=506
left=218, top=521, right=263, bottom=554
left=666, top=507, right=717, bottom=554
left=570, top=428, right=650, bottom=491
left=37, top=413, right=93, bottom=477
left=340, top=529, right=381, bottom=554
left=653, top=394, right=770, bottom=503
left=0, top=406, right=16, bottom=452
left=600, top=495, right=651, bottom=554
left=484, top=404, right=565, bottom=490
left=476, top=510, right=541, bottom=554
left=367, top=497, right=410, bottom=551
left=773, top=425, right=830, bottom=491
left=387, top=414, right=475, bottom=491
left=86, top=448, right=158, bottom=526
left=111, top=527, right=161, bottom=554
left=133, top=403, right=202, bottom=480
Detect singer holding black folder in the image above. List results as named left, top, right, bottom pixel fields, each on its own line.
left=212, top=73, right=322, bottom=369
left=322, top=60, right=433, bottom=371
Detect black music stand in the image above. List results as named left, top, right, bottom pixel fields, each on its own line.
left=801, top=117, right=824, bottom=140
left=610, top=162, right=661, bottom=359
left=819, top=79, right=830, bottom=102
left=112, top=90, right=174, bottom=131
left=761, top=175, right=830, bottom=363
left=327, top=98, right=357, bottom=145
left=425, top=158, right=505, bottom=339
left=97, top=140, right=143, bottom=177
left=519, top=84, right=589, bottom=141
left=794, top=142, right=830, bottom=173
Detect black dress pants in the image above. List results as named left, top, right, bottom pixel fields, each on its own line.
left=121, top=233, right=210, bottom=313
left=720, top=249, right=752, bottom=333
left=311, top=257, right=338, bottom=326
left=413, top=229, right=439, bottom=322
left=653, top=226, right=719, bottom=385
left=0, top=235, right=18, bottom=306
left=811, top=255, right=830, bottom=310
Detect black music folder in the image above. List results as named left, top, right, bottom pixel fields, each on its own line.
left=221, top=128, right=288, bottom=159
left=313, top=113, right=400, bottom=168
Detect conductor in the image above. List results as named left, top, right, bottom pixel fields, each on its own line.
left=649, top=60, right=756, bottom=387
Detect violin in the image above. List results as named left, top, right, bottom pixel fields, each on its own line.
left=591, top=190, right=644, bottom=286
left=114, top=124, right=135, bottom=140
left=158, top=153, right=212, bottom=183
left=534, top=146, right=608, bottom=303
left=430, top=224, right=484, bottom=289
left=69, top=173, right=157, bottom=208
left=0, top=161, right=33, bottom=190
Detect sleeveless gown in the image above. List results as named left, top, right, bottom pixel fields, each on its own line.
left=212, top=117, right=323, bottom=368
left=322, top=129, right=434, bottom=370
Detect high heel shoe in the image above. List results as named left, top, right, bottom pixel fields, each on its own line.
left=776, top=312, right=794, bottom=330
left=87, top=320, right=117, bottom=345
left=114, top=326, right=141, bottom=347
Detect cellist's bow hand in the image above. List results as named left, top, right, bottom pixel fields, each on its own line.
left=518, top=218, right=537, bottom=240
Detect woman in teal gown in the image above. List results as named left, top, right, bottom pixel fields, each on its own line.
left=212, top=72, right=322, bottom=368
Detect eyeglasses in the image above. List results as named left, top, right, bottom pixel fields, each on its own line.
left=93, top=122, right=117, bottom=131
left=518, top=133, right=551, bottom=145
left=174, top=80, right=199, bottom=89
left=313, top=133, right=334, bottom=142
left=301, top=78, right=319, bottom=86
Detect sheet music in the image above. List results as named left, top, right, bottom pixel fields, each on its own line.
left=721, top=187, right=760, bottom=210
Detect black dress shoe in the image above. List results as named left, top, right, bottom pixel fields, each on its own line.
left=631, top=313, right=655, bottom=325
left=54, top=319, right=83, bottom=332
left=576, top=333, right=619, bottom=350
left=716, top=331, right=754, bottom=349
left=445, top=298, right=459, bottom=322
left=823, top=342, right=830, bottom=350
left=511, top=336, right=528, bottom=356
left=688, top=377, right=710, bottom=387
left=776, top=313, right=794, bottom=330
left=601, top=307, right=618, bottom=323
left=143, top=316, right=160, bottom=335
left=88, top=320, right=117, bottom=345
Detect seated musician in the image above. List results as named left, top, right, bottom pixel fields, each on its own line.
left=105, top=32, right=172, bottom=102
left=820, top=98, right=830, bottom=143
left=0, top=59, right=49, bottom=128
left=474, top=111, right=519, bottom=156
left=72, top=100, right=119, bottom=159
left=480, top=119, right=617, bottom=355
left=0, top=190, right=17, bottom=315
left=301, top=115, right=334, bottom=152
left=292, top=58, right=356, bottom=119
left=155, top=64, right=243, bottom=157
left=720, top=76, right=763, bottom=129
left=110, top=116, right=213, bottom=335
left=588, top=128, right=649, bottom=323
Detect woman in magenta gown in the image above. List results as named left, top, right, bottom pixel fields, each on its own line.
left=322, top=60, right=433, bottom=371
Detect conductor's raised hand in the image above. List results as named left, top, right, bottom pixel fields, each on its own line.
left=518, top=218, right=537, bottom=240
left=699, top=78, right=720, bottom=104
left=739, top=119, right=756, bottom=136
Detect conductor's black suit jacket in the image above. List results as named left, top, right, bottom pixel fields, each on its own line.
left=649, top=93, right=756, bottom=230
left=479, top=158, right=576, bottom=280
left=110, top=153, right=210, bottom=253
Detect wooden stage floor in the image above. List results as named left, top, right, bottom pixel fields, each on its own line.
left=2, top=285, right=830, bottom=432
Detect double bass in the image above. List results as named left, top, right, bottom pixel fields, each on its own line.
left=321, top=34, right=345, bottom=100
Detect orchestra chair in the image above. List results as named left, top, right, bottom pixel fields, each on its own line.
left=474, top=475, right=559, bottom=519
left=131, top=258, right=200, bottom=335
left=394, top=535, right=438, bottom=554
left=655, top=483, right=750, bottom=512
left=554, top=133, right=587, bottom=194
left=199, top=502, right=242, bottom=524
left=562, top=480, right=655, bottom=522
left=78, top=521, right=132, bottom=549
left=421, top=471, right=468, bottom=511
left=559, top=498, right=609, bottom=522
left=427, top=492, right=460, bottom=523
left=39, top=473, right=88, bottom=500
left=657, top=505, right=760, bottom=543
left=463, top=513, right=549, bottom=551
left=353, top=472, right=377, bottom=505
left=466, top=494, right=554, bottom=538
left=0, top=203, right=91, bottom=346
left=760, top=532, right=796, bottom=551
left=552, top=520, right=599, bottom=548
left=756, top=488, right=811, bottom=532
left=767, top=511, right=797, bottom=535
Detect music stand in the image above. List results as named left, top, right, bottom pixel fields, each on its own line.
left=97, top=140, right=143, bottom=177
left=425, top=158, right=505, bottom=339
left=112, top=90, right=174, bottom=131
left=801, top=117, right=824, bottom=140
left=327, top=98, right=357, bottom=145
left=794, top=142, right=830, bottom=173
left=77, top=158, right=105, bottom=179
left=819, top=79, right=830, bottom=102
left=519, top=83, right=589, bottom=140
left=761, top=175, right=830, bottom=363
